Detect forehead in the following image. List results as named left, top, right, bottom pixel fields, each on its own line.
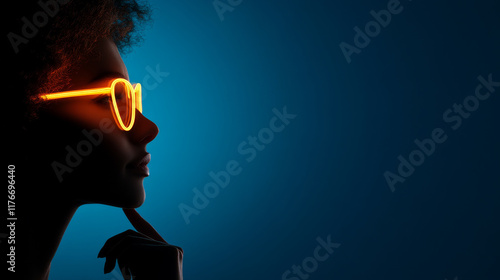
left=68, top=38, right=129, bottom=89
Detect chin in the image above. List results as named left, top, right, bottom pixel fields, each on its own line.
left=117, top=180, right=146, bottom=208
left=85, top=178, right=146, bottom=208
left=126, top=190, right=146, bottom=208
left=70, top=165, right=148, bottom=208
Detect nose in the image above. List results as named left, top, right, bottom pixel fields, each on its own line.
left=130, top=110, right=159, bottom=145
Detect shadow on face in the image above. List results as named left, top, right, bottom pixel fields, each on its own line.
left=22, top=38, right=159, bottom=209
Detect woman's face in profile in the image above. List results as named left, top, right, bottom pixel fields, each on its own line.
left=37, top=38, right=159, bottom=208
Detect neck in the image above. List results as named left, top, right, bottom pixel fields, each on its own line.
left=19, top=193, right=79, bottom=280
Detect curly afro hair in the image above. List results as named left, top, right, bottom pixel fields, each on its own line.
left=5, top=0, right=152, bottom=125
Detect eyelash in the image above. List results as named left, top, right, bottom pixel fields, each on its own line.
left=93, top=92, right=125, bottom=105
left=94, top=94, right=110, bottom=105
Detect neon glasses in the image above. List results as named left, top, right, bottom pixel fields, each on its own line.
left=37, top=78, right=142, bottom=131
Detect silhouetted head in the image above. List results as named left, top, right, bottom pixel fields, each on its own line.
left=6, top=0, right=157, bottom=209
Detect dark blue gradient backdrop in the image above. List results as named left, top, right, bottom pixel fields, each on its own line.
left=51, top=1, right=500, bottom=279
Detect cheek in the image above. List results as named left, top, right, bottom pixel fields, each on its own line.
left=69, top=128, right=144, bottom=207
left=52, top=99, right=114, bottom=128
left=84, top=125, right=135, bottom=179
left=102, top=129, right=133, bottom=164
left=54, top=101, right=133, bottom=172
left=51, top=103, right=143, bottom=206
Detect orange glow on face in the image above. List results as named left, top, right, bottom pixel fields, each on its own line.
left=37, top=78, right=143, bottom=131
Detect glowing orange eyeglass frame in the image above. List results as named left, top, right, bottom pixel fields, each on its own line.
left=37, top=78, right=142, bottom=131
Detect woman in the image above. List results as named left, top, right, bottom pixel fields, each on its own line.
left=5, top=1, right=183, bottom=279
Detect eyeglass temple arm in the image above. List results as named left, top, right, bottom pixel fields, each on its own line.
left=37, top=87, right=112, bottom=101
left=34, top=84, right=142, bottom=113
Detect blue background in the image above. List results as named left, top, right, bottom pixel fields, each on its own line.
left=51, top=0, right=500, bottom=279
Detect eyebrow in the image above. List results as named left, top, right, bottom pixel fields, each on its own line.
left=89, top=71, right=127, bottom=83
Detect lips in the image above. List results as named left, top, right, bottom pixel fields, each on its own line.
left=128, top=153, right=151, bottom=177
